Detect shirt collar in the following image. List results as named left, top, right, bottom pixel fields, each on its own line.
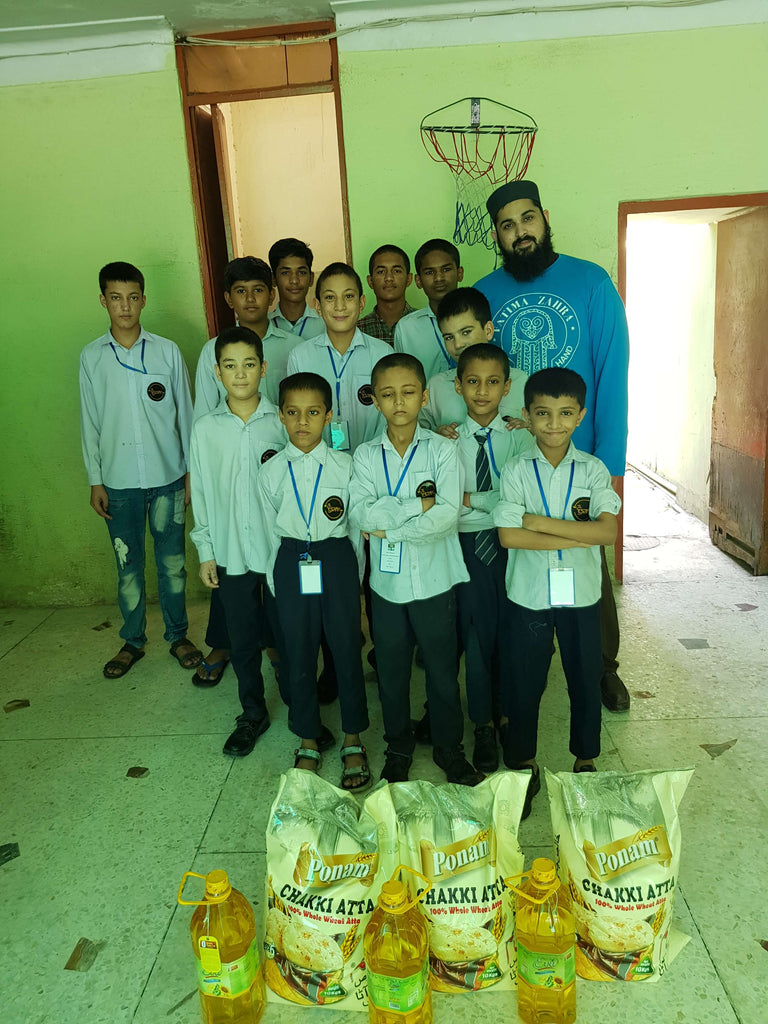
left=286, top=439, right=327, bottom=463
left=103, top=328, right=150, bottom=348
left=462, top=412, right=507, bottom=436
left=314, top=328, right=364, bottom=351
left=213, top=394, right=279, bottom=420
left=526, top=440, right=581, bottom=464
left=379, top=424, right=429, bottom=456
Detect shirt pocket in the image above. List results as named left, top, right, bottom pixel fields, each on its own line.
left=316, top=485, right=350, bottom=531
left=141, top=373, right=172, bottom=408
left=352, top=374, right=376, bottom=411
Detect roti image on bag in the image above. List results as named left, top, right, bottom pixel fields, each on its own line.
left=264, top=770, right=396, bottom=1011
left=546, top=768, right=694, bottom=982
left=367, top=774, right=529, bottom=993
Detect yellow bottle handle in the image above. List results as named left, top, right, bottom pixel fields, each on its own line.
left=382, top=864, right=432, bottom=915
left=177, top=871, right=230, bottom=907
left=504, top=871, right=561, bottom=906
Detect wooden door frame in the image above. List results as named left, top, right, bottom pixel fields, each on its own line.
left=176, top=21, right=352, bottom=337
left=616, top=191, right=768, bottom=581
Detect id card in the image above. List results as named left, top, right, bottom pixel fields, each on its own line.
left=379, top=540, right=402, bottom=574
left=299, top=559, right=323, bottom=594
left=330, top=419, right=350, bottom=451
left=549, top=567, right=575, bottom=606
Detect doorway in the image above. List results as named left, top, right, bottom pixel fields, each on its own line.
left=176, top=22, right=351, bottom=337
left=619, top=194, right=768, bottom=575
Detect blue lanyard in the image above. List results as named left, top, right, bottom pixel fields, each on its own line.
left=430, top=317, right=456, bottom=369
left=297, top=316, right=307, bottom=337
left=382, top=442, right=419, bottom=497
left=533, top=458, right=575, bottom=561
left=110, top=338, right=146, bottom=374
left=288, top=461, right=323, bottom=553
left=479, top=428, right=501, bottom=478
left=327, top=345, right=354, bottom=417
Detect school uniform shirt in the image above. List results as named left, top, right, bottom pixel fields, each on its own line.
left=358, top=301, right=415, bottom=345
left=258, top=439, right=364, bottom=594
left=349, top=426, right=469, bottom=604
left=393, top=306, right=454, bottom=380
left=193, top=321, right=297, bottom=420
left=421, top=366, right=528, bottom=432
left=79, top=329, right=193, bottom=489
left=492, top=442, right=621, bottom=610
left=286, top=329, right=391, bottom=451
left=269, top=303, right=325, bottom=340
left=456, top=414, right=535, bottom=534
left=189, top=397, right=286, bottom=575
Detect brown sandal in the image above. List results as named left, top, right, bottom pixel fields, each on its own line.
left=103, top=644, right=145, bottom=679
left=169, top=638, right=203, bottom=670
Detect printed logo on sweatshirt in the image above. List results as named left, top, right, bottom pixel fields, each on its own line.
left=494, top=291, right=580, bottom=376
left=571, top=496, right=591, bottom=521
left=261, top=449, right=278, bottom=464
left=357, top=384, right=374, bottom=406
left=416, top=480, right=437, bottom=499
left=322, top=496, right=345, bottom=521
left=146, top=381, right=166, bottom=402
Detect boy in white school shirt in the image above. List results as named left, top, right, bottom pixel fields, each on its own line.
left=79, top=261, right=201, bottom=679
left=286, top=262, right=391, bottom=452
left=349, top=352, right=480, bottom=788
left=268, top=237, right=325, bottom=340
left=393, top=239, right=464, bottom=380
left=493, top=367, right=621, bottom=819
left=190, top=326, right=287, bottom=758
left=422, top=287, right=528, bottom=436
left=193, top=256, right=294, bottom=688
left=258, top=372, right=370, bottom=790
left=454, top=343, right=534, bottom=774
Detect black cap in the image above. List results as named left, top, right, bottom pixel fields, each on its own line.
left=486, top=180, right=541, bottom=222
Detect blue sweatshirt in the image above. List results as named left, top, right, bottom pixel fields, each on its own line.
left=475, top=254, right=629, bottom=476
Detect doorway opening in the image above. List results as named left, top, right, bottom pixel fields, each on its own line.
left=619, top=194, right=768, bottom=575
left=176, top=22, right=351, bottom=337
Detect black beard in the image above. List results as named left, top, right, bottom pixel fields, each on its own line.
left=500, top=224, right=557, bottom=281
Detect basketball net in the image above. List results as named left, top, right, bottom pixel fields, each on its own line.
left=421, top=98, right=537, bottom=249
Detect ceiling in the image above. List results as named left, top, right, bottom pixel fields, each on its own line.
left=0, top=1, right=338, bottom=37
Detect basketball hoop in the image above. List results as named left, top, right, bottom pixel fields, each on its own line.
left=420, top=97, right=538, bottom=249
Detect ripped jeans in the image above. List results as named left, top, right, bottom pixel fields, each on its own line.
left=104, top=477, right=188, bottom=648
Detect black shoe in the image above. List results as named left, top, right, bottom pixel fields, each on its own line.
left=601, top=671, right=630, bottom=712
left=412, top=710, right=431, bottom=745
left=316, top=668, right=338, bottom=705
left=381, top=749, right=412, bottom=783
left=504, top=762, right=541, bottom=820
left=317, top=724, right=335, bottom=753
left=473, top=725, right=498, bottom=773
left=223, top=714, right=270, bottom=757
left=434, top=746, right=482, bottom=787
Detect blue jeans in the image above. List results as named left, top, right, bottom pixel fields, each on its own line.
left=104, top=477, right=188, bottom=648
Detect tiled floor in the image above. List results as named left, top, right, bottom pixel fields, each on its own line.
left=2, top=471, right=766, bottom=1024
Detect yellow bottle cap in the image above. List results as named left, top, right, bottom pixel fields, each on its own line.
left=205, top=870, right=232, bottom=900
left=379, top=880, right=406, bottom=910
left=531, top=858, right=556, bottom=885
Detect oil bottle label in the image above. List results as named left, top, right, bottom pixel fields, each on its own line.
left=516, top=942, right=575, bottom=989
left=197, top=937, right=260, bottom=999
left=367, top=960, right=428, bottom=1013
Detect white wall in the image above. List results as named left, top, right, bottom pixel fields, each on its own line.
left=218, top=92, right=347, bottom=274
left=626, top=219, right=717, bottom=522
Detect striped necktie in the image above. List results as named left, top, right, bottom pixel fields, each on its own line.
left=474, top=432, right=497, bottom=565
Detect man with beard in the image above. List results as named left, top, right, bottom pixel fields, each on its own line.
left=475, top=180, right=630, bottom=713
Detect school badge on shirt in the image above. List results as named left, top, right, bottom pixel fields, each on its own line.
left=146, top=382, right=166, bottom=401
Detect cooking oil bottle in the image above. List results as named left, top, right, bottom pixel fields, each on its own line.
left=510, top=858, right=576, bottom=1024
left=178, top=869, right=265, bottom=1024
left=364, top=866, right=432, bottom=1024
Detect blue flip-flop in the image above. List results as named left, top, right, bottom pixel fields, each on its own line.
left=193, top=659, right=229, bottom=688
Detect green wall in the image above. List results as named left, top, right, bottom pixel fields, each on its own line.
left=341, top=23, right=767, bottom=294
left=1, top=21, right=765, bottom=606
left=0, top=57, right=208, bottom=605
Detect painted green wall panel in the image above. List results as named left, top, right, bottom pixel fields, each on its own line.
left=0, top=66, right=208, bottom=606
left=340, top=23, right=767, bottom=292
